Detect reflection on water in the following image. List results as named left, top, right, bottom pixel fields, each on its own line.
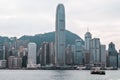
left=0, top=70, right=119, bottom=80
left=51, top=70, right=69, bottom=80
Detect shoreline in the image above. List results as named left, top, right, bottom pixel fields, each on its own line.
left=0, top=68, right=119, bottom=70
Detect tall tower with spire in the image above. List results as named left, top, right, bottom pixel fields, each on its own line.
left=55, top=4, right=65, bottom=66
left=85, top=28, right=92, bottom=51
left=84, top=28, right=92, bottom=65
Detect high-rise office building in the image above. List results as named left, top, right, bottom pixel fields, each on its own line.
left=49, top=42, right=55, bottom=65
left=44, top=42, right=50, bottom=65
left=65, top=44, right=73, bottom=65
left=100, top=45, right=107, bottom=67
left=71, top=45, right=75, bottom=65
left=3, top=41, right=9, bottom=60
left=40, top=43, right=45, bottom=66
left=90, top=38, right=101, bottom=66
left=40, top=42, right=51, bottom=66
left=85, top=31, right=92, bottom=51
left=27, top=42, right=37, bottom=68
left=55, top=4, right=65, bottom=66
left=0, top=60, right=6, bottom=68
left=108, top=42, right=118, bottom=67
left=74, top=39, right=83, bottom=65
left=84, top=31, right=92, bottom=65
left=22, top=48, right=28, bottom=68
left=8, top=56, right=15, bottom=69
left=8, top=56, right=22, bottom=69
left=83, top=50, right=90, bottom=66
left=13, top=57, right=22, bottom=69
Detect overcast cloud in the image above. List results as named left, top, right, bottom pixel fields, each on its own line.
left=0, top=0, right=120, bottom=50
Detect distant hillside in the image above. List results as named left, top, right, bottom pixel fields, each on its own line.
left=0, top=30, right=84, bottom=49
left=0, top=36, right=11, bottom=44
left=19, top=30, right=84, bottom=48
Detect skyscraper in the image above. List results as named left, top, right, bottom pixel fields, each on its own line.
left=65, top=44, right=73, bottom=65
left=49, top=42, right=55, bottom=65
left=90, top=38, right=101, bottom=66
left=84, top=31, right=92, bottom=65
left=74, top=39, right=83, bottom=65
left=108, top=42, right=118, bottom=68
left=85, top=31, right=92, bottom=51
left=100, top=45, right=107, bottom=67
left=55, top=4, right=65, bottom=66
left=27, top=42, right=37, bottom=68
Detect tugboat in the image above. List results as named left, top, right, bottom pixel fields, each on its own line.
left=91, top=68, right=105, bottom=75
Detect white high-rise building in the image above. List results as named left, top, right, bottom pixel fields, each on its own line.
left=27, top=42, right=37, bottom=68
left=55, top=4, right=65, bottom=66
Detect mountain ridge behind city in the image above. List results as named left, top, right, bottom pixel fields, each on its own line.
left=0, top=30, right=84, bottom=48
left=19, top=30, right=84, bottom=48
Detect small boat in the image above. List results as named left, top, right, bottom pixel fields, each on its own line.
left=91, top=67, right=105, bottom=75
left=91, top=70, right=105, bottom=75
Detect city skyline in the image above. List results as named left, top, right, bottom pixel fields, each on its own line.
left=0, top=3, right=118, bottom=69
left=0, top=0, right=119, bottom=50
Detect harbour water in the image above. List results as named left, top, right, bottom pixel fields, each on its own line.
left=0, top=70, right=119, bottom=80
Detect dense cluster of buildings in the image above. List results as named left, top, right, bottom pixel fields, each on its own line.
left=0, top=4, right=119, bottom=69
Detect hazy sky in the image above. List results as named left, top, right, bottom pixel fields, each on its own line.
left=0, top=0, right=120, bottom=50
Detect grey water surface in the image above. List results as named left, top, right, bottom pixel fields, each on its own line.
left=0, top=70, right=119, bottom=80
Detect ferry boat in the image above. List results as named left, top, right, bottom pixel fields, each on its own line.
left=91, top=68, right=105, bottom=75
left=91, top=70, right=105, bottom=75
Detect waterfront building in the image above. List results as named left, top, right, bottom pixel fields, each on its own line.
left=45, top=42, right=50, bottom=65
left=21, top=48, right=28, bottom=68
left=40, top=42, right=47, bottom=66
left=85, top=31, right=92, bottom=51
left=40, top=43, right=45, bottom=66
left=13, top=57, right=22, bottom=69
left=108, top=42, right=118, bottom=68
left=71, top=45, right=75, bottom=65
left=90, top=38, right=101, bottom=66
left=39, top=47, right=43, bottom=65
left=22, top=55, right=27, bottom=68
left=83, top=50, right=90, bottom=66
left=3, top=41, right=10, bottom=60
left=55, top=4, right=66, bottom=66
left=83, top=31, right=92, bottom=66
left=74, top=39, right=83, bottom=65
left=40, top=42, right=51, bottom=66
left=100, top=45, right=107, bottom=67
left=8, top=56, right=15, bottom=69
left=49, top=42, right=55, bottom=65
left=65, top=44, right=73, bottom=65
left=27, top=42, right=37, bottom=68
left=8, top=56, right=22, bottom=69
left=0, top=60, right=7, bottom=68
